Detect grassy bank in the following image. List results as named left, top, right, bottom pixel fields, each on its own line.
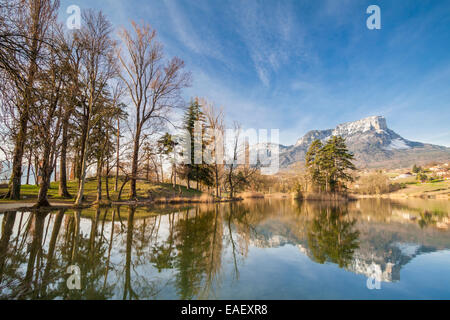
left=353, top=179, right=450, bottom=199
left=0, top=178, right=230, bottom=207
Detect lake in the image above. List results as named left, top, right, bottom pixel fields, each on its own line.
left=1, top=198, right=450, bottom=300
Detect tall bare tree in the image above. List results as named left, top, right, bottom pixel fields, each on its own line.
left=225, top=122, right=258, bottom=198
left=73, top=10, right=117, bottom=206
left=31, top=31, right=67, bottom=207
left=203, top=101, right=225, bottom=197
left=1, top=0, right=59, bottom=200
left=58, top=32, right=82, bottom=198
left=117, top=22, right=190, bottom=200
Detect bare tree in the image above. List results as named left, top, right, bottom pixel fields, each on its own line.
left=1, top=0, right=59, bottom=200
left=114, top=112, right=121, bottom=192
left=203, top=101, right=225, bottom=197
left=225, top=122, right=258, bottom=198
left=226, top=123, right=240, bottom=199
left=109, top=85, right=126, bottom=192
left=73, top=10, right=117, bottom=206
left=31, top=31, right=67, bottom=207
left=58, top=31, right=83, bottom=198
left=117, top=22, right=190, bottom=200
left=90, top=90, right=124, bottom=204
left=0, top=73, right=16, bottom=171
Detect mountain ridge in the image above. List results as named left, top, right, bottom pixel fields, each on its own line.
left=278, top=116, right=450, bottom=169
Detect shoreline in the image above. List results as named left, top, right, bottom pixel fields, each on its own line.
left=0, top=196, right=244, bottom=212
left=243, top=192, right=450, bottom=201
left=2, top=192, right=449, bottom=212
left=352, top=193, right=450, bottom=200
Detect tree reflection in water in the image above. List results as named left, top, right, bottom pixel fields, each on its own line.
left=307, top=206, right=360, bottom=268
left=1, top=198, right=449, bottom=300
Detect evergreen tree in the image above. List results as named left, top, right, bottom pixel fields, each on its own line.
left=305, top=140, right=324, bottom=190
left=326, top=136, right=356, bottom=191
left=179, top=99, right=201, bottom=189
left=305, top=136, right=356, bottom=192
left=179, top=99, right=214, bottom=189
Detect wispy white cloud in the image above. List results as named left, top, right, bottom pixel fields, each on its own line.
left=163, top=0, right=229, bottom=65
left=230, top=0, right=306, bottom=87
left=56, top=0, right=450, bottom=148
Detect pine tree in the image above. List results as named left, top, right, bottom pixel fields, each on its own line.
left=179, top=99, right=201, bottom=188
left=179, top=98, right=214, bottom=190
left=305, top=140, right=324, bottom=191
left=328, top=136, right=356, bottom=191
left=305, top=136, right=356, bottom=192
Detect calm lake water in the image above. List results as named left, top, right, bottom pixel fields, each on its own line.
left=1, top=198, right=450, bottom=300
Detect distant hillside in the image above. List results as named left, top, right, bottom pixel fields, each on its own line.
left=278, top=116, right=450, bottom=169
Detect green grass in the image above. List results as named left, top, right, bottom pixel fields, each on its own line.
left=0, top=177, right=204, bottom=204
left=391, top=179, right=450, bottom=197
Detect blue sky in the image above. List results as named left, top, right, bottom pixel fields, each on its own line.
left=59, top=0, right=450, bottom=146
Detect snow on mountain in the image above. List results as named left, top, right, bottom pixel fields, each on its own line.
left=332, top=116, right=388, bottom=136
left=384, top=138, right=411, bottom=150
left=279, top=116, right=450, bottom=169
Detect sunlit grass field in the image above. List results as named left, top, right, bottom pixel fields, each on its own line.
left=0, top=178, right=203, bottom=204
left=391, top=179, right=450, bottom=198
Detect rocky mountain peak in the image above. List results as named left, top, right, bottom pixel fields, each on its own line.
left=281, top=116, right=450, bottom=169
left=333, top=116, right=388, bottom=137
left=295, top=116, right=387, bottom=147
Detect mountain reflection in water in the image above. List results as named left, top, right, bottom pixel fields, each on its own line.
left=1, top=198, right=450, bottom=300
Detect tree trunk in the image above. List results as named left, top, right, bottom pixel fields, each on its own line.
left=118, top=176, right=130, bottom=201
left=215, top=165, right=219, bottom=197
left=130, top=126, right=141, bottom=200
left=160, top=155, right=164, bottom=183
left=75, top=102, right=92, bottom=206
left=151, top=156, right=159, bottom=183
left=7, top=110, right=28, bottom=200
left=114, top=116, right=120, bottom=192
left=72, top=153, right=78, bottom=181
left=105, top=155, right=110, bottom=201
left=36, top=147, right=53, bottom=208
left=26, top=150, right=32, bottom=185
left=75, top=145, right=88, bottom=206
left=105, top=172, right=110, bottom=201
left=146, top=156, right=150, bottom=181
left=228, top=166, right=234, bottom=199
left=96, top=158, right=103, bottom=203
left=173, top=163, right=177, bottom=188
left=53, top=156, right=58, bottom=183
left=78, top=118, right=88, bottom=182
left=59, top=115, right=71, bottom=198
left=34, top=156, right=39, bottom=186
